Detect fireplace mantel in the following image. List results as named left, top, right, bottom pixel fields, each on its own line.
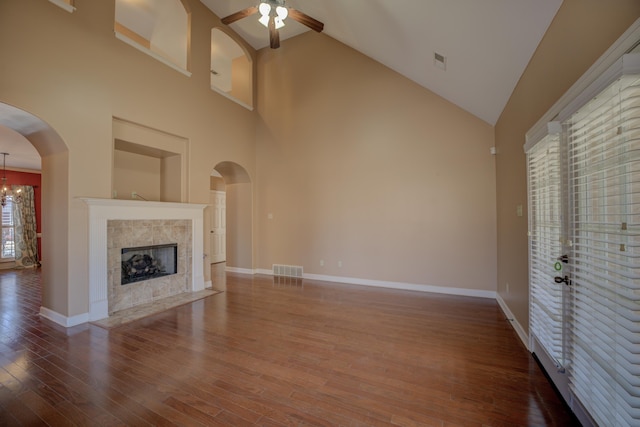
left=81, top=198, right=206, bottom=321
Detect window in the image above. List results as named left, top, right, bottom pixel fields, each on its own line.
left=527, top=53, right=640, bottom=427
left=565, top=69, right=640, bottom=427
left=2, top=196, right=14, bottom=259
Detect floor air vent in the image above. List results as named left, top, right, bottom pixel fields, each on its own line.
left=272, top=264, right=303, bottom=278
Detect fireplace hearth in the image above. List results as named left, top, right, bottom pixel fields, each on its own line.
left=121, top=243, right=177, bottom=285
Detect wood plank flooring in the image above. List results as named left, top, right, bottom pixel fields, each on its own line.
left=0, top=267, right=580, bottom=426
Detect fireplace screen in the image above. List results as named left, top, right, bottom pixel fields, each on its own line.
left=121, top=243, right=177, bottom=285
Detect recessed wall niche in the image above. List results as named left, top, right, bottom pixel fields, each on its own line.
left=112, top=118, right=188, bottom=203
left=211, top=28, right=253, bottom=110
left=114, top=0, right=190, bottom=76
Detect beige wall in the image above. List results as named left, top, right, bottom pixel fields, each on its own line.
left=230, top=55, right=253, bottom=108
left=113, top=150, right=161, bottom=200
left=9, top=0, right=634, bottom=326
left=256, top=33, right=497, bottom=291
left=226, top=183, right=252, bottom=269
left=210, top=176, right=225, bottom=191
left=495, top=0, right=640, bottom=332
left=0, top=0, right=256, bottom=318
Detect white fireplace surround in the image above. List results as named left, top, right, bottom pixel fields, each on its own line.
left=81, top=198, right=206, bottom=322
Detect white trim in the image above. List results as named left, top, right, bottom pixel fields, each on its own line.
left=210, top=87, right=254, bottom=111
left=39, top=306, right=88, bottom=327
left=556, top=53, right=640, bottom=122
left=531, top=335, right=597, bottom=427
left=253, top=268, right=496, bottom=299
left=115, top=32, right=192, bottom=78
left=48, top=0, right=75, bottom=13
left=304, top=273, right=496, bottom=298
left=0, top=260, right=16, bottom=270
left=496, top=293, right=529, bottom=351
left=524, top=17, right=640, bottom=152
left=225, top=266, right=256, bottom=275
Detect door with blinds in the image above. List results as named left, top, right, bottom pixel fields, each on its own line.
left=527, top=53, right=640, bottom=427
left=527, top=131, right=567, bottom=370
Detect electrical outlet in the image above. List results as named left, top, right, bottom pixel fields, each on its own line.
left=320, top=259, right=324, bottom=267
left=338, top=261, right=342, bottom=268
left=506, top=282, right=510, bottom=294
left=132, top=191, right=137, bottom=199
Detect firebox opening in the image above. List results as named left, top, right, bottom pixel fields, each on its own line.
left=121, top=243, right=178, bottom=285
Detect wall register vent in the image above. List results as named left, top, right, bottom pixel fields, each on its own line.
left=272, top=264, right=303, bottom=278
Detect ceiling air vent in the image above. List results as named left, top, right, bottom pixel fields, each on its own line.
left=434, top=52, right=446, bottom=70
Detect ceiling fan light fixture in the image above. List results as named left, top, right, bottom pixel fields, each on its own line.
left=276, top=6, right=288, bottom=20
left=274, top=16, right=285, bottom=29
left=258, top=14, right=270, bottom=27
left=259, top=2, right=271, bottom=17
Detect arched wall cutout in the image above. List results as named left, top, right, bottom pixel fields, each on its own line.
left=214, top=161, right=252, bottom=184
left=114, top=0, right=190, bottom=74
left=211, top=28, right=254, bottom=110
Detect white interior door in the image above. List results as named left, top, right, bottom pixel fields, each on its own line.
left=209, top=190, right=226, bottom=264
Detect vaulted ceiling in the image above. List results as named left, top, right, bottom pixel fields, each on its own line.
left=201, top=0, right=564, bottom=125
left=2, top=0, right=564, bottom=171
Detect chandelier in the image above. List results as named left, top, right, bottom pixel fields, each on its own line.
left=1, top=153, right=22, bottom=209
left=1, top=153, right=7, bottom=208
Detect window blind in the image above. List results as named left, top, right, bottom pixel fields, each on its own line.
left=1, top=196, right=14, bottom=259
left=566, top=73, right=640, bottom=427
left=527, top=133, right=566, bottom=367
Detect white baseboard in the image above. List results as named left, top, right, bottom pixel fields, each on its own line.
left=496, top=293, right=529, bottom=351
left=225, top=266, right=257, bottom=275
left=251, top=268, right=496, bottom=299
left=304, top=273, right=497, bottom=299
left=39, top=306, right=88, bottom=328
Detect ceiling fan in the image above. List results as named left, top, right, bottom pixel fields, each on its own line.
left=220, top=0, right=324, bottom=49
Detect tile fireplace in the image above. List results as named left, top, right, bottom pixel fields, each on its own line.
left=81, top=198, right=207, bottom=321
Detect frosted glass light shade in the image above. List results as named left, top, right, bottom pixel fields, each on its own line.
left=276, top=6, right=288, bottom=20
left=259, top=2, right=271, bottom=16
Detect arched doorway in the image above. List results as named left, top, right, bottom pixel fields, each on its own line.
left=210, top=161, right=252, bottom=274
left=0, top=102, right=70, bottom=320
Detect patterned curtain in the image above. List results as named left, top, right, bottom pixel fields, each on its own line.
left=11, top=185, right=39, bottom=268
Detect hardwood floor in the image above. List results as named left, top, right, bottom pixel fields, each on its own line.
left=0, top=267, right=579, bottom=426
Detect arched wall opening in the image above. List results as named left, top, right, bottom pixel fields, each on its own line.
left=210, top=161, right=252, bottom=271
left=210, top=28, right=254, bottom=110
left=114, top=0, right=191, bottom=74
left=0, top=102, right=70, bottom=318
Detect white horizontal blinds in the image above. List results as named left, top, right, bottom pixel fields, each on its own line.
left=567, top=73, right=640, bottom=427
left=1, top=197, right=14, bottom=259
left=527, top=134, right=565, bottom=366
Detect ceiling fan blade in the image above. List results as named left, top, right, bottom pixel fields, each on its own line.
left=287, top=8, right=324, bottom=32
left=220, top=6, right=259, bottom=25
left=269, top=16, right=280, bottom=49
